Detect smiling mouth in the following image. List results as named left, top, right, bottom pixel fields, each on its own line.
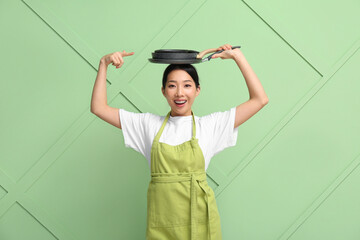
left=174, top=100, right=187, bottom=107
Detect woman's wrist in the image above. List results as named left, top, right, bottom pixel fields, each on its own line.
left=232, top=50, right=244, bottom=61
left=99, top=58, right=108, bottom=68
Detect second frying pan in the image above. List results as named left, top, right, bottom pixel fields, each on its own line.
left=148, top=46, right=241, bottom=64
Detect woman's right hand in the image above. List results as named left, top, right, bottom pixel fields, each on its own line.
left=101, top=50, right=135, bottom=68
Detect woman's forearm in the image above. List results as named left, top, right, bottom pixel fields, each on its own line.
left=233, top=51, right=268, bottom=102
left=90, top=59, right=108, bottom=113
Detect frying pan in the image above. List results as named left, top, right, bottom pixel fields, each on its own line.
left=148, top=46, right=241, bottom=64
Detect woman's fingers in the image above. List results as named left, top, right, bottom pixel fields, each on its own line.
left=118, top=59, right=124, bottom=68
left=114, top=56, right=121, bottom=68
left=218, top=44, right=232, bottom=51
left=115, top=52, right=124, bottom=67
left=113, top=51, right=134, bottom=68
left=212, top=44, right=234, bottom=59
left=112, top=55, right=119, bottom=66
left=108, top=50, right=135, bottom=69
left=111, top=56, right=117, bottom=66
left=121, top=50, right=135, bottom=57
left=103, top=50, right=135, bottom=68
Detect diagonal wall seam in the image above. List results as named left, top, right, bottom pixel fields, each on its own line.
left=242, top=0, right=323, bottom=77
left=0, top=0, right=212, bottom=235
left=277, top=41, right=360, bottom=240
left=15, top=0, right=210, bottom=192
left=215, top=39, right=359, bottom=198
left=279, top=150, right=360, bottom=239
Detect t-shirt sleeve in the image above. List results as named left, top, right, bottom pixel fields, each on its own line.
left=119, top=108, right=149, bottom=157
left=206, top=107, right=239, bottom=157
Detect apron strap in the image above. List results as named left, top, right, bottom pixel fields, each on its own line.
left=154, top=111, right=171, bottom=142
left=191, top=110, right=196, bottom=140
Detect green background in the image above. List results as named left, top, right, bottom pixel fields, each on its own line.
left=0, top=0, right=360, bottom=239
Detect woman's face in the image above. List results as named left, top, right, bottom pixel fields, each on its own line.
left=161, top=69, right=200, bottom=117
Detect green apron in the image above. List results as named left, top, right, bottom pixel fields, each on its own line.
left=146, top=110, right=222, bottom=240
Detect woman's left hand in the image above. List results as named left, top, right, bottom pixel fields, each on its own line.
left=211, top=44, right=241, bottom=60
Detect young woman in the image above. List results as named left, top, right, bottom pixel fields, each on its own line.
left=91, top=44, right=268, bottom=239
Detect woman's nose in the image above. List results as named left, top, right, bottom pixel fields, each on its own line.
left=176, top=87, right=183, bottom=96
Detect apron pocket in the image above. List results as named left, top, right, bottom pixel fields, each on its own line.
left=152, top=182, right=191, bottom=227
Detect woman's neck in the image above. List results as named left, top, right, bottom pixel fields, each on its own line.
left=170, top=110, right=192, bottom=117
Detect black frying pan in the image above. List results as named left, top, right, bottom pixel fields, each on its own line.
left=148, top=46, right=241, bottom=64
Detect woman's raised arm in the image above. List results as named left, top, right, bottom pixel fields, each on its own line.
left=212, top=45, right=268, bottom=129
left=90, top=51, right=134, bottom=129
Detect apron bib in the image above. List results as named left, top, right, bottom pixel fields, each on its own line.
left=146, top=110, right=222, bottom=240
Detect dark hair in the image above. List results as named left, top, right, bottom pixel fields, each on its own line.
left=162, top=64, right=200, bottom=90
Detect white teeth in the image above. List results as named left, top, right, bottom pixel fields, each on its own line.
left=175, top=100, right=186, bottom=104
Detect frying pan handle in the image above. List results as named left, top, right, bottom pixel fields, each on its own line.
left=197, top=45, right=241, bottom=59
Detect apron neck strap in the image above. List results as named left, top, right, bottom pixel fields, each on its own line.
left=154, top=110, right=196, bottom=142
left=190, top=110, right=196, bottom=139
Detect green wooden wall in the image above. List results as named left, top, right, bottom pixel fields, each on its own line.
left=1, top=0, right=359, bottom=239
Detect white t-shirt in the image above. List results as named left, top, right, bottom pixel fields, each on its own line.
left=119, top=107, right=239, bottom=171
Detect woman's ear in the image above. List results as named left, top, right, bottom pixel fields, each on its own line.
left=196, top=85, right=200, bottom=96
left=161, top=86, right=165, bottom=96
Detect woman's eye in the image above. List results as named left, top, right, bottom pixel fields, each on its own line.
left=185, top=84, right=191, bottom=87
left=169, top=85, right=175, bottom=88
